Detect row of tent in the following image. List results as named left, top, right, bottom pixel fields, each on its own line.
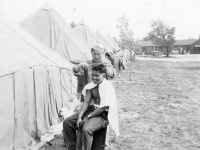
left=19, top=1, right=120, bottom=63
left=0, top=1, right=120, bottom=150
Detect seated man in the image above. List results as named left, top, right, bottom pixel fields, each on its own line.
left=63, top=64, right=119, bottom=150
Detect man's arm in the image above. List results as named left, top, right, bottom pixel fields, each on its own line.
left=78, top=90, right=91, bottom=118
left=76, top=90, right=91, bottom=128
left=106, top=66, right=115, bottom=78
left=103, top=59, right=116, bottom=78
left=88, top=106, right=109, bottom=118
left=73, top=61, right=89, bottom=73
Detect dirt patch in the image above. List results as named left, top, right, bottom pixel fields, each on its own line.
left=110, top=59, right=200, bottom=150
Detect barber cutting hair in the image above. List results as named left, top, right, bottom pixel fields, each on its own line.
left=73, top=43, right=116, bottom=102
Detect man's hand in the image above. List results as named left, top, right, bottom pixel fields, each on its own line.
left=76, top=117, right=83, bottom=129
left=74, top=61, right=89, bottom=74
left=78, top=61, right=89, bottom=68
left=83, top=116, right=89, bottom=123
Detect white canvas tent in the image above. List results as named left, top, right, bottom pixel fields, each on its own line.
left=0, top=13, right=77, bottom=150
left=106, top=34, right=120, bottom=51
left=19, top=1, right=91, bottom=63
left=94, top=29, right=114, bottom=52
left=73, top=20, right=100, bottom=48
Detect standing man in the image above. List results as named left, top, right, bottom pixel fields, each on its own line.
left=129, top=50, right=135, bottom=80
left=73, top=44, right=116, bottom=102
left=63, top=64, right=119, bottom=150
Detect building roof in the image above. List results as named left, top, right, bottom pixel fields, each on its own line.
left=174, top=39, right=199, bottom=46
left=139, top=39, right=199, bottom=47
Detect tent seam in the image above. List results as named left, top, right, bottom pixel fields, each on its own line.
left=1, top=65, right=71, bottom=78
left=32, top=68, right=38, bottom=139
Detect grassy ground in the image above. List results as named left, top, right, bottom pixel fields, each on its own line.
left=41, top=55, right=200, bottom=150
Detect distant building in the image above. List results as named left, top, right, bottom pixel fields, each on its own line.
left=140, top=39, right=200, bottom=55
left=173, top=39, right=199, bottom=54
left=139, top=41, right=166, bottom=55
left=139, top=41, right=159, bottom=55
left=189, top=40, right=200, bottom=54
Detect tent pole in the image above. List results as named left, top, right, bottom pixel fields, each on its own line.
left=13, top=73, right=16, bottom=150
left=59, top=68, right=63, bottom=108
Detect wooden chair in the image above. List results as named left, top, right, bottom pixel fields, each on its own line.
left=91, top=126, right=107, bottom=150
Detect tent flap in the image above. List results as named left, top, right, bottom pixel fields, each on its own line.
left=14, top=69, right=37, bottom=149
left=34, top=66, right=51, bottom=137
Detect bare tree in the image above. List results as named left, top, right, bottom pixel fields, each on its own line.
left=114, top=14, right=135, bottom=51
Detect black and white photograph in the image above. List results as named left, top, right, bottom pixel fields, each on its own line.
left=0, top=0, right=200, bottom=150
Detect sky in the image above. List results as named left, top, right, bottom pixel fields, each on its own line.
left=0, top=0, right=200, bottom=40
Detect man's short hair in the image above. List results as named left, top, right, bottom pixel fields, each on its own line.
left=91, top=44, right=105, bottom=53
left=92, top=64, right=107, bottom=74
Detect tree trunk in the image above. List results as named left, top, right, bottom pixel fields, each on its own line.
left=166, top=47, right=169, bottom=57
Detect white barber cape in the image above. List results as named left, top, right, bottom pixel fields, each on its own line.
left=82, top=79, right=119, bottom=136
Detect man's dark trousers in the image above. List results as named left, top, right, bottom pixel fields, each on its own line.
left=63, top=113, right=107, bottom=150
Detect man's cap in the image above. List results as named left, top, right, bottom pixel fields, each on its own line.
left=91, top=43, right=105, bottom=53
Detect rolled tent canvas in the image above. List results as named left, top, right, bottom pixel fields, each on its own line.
left=19, top=1, right=91, bottom=63
left=0, top=13, right=77, bottom=150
